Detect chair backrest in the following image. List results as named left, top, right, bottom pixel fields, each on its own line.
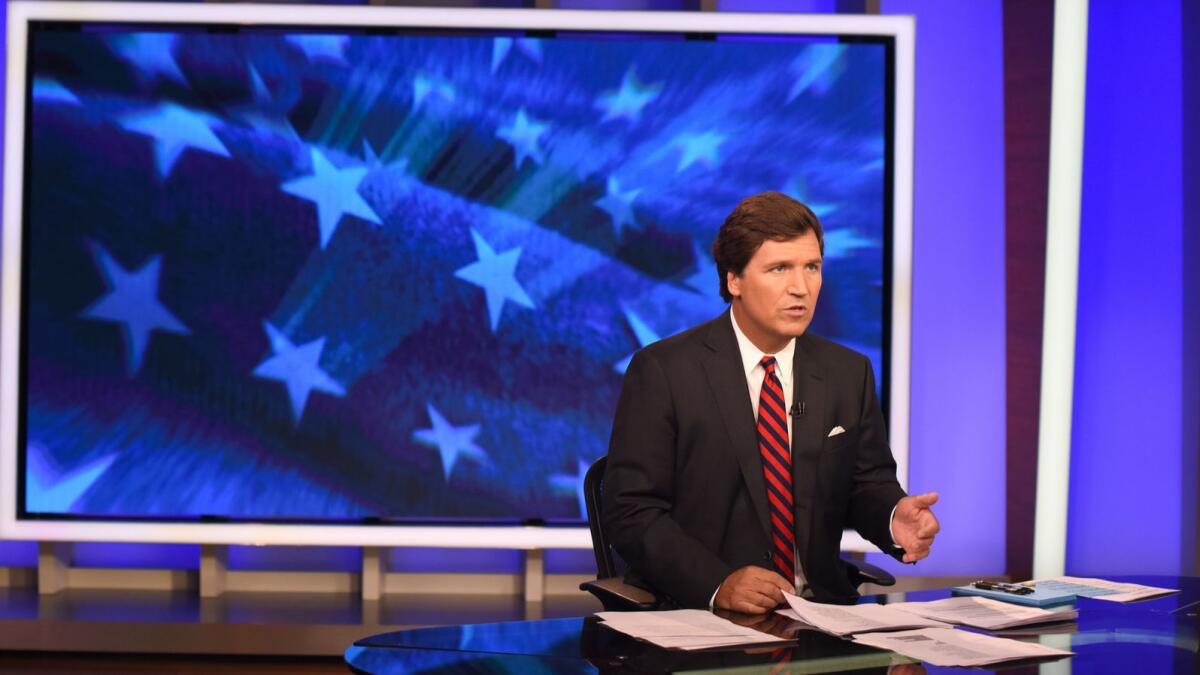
left=583, top=455, right=627, bottom=579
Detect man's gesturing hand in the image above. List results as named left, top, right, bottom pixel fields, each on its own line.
left=892, top=492, right=940, bottom=563
left=713, top=566, right=795, bottom=614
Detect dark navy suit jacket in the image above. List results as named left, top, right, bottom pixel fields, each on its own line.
left=603, top=312, right=906, bottom=608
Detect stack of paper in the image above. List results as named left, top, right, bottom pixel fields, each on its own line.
left=1033, top=576, right=1179, bottom=603
left=777, top=593, right=951, bottom=637
left=888, top=596, right=1078, bottom=630
left=597, top=610, right=790, bottom=650
left=853, top=628, right=1074, bottom=667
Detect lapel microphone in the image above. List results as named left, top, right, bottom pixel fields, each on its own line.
left=789, top=402, right=805, bottom=417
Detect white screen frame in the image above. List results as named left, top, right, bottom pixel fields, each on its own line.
left=1, top=1, right=913, bottom=549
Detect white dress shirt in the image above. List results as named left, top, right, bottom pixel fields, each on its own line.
left=730, top=309, right=796, bottom=443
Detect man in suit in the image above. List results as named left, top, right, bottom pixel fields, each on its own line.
left=603, top=191, right=939, bottom=612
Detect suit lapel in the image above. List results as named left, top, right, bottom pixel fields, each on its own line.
left=791, top=335, right=826, bottom=563
left=701, top=314, right=771, bottom=540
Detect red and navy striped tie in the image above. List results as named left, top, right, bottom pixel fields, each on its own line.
left=757, top=356, right=795, bottom=582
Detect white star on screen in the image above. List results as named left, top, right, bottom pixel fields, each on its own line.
left=613, top=305, right=661, bottom=375
left=672, top=131, right=727, bottom=172
left=112, top=33, right=188, bottom=85
left=496, top=108, right=549, bottom=168
left=362, top=140, right=409, bottom=173
left=231, top=65, right=304, bottom=146
left=119, top=103, right=232, bottom=179
left=454, top=229, right=535, bottom=332
left=25, top=443, right=117, bottom=513
left=412, top=74, right=456, bottom=107
left=787, top=45, right=846, bottom=103
left=684, top=240, right=720, bottom=298
left=822, top=229, right=877, bottom=260
left=412, top=403, right=489, bottom=482
left=550, top=458, right=591, bottom=518
left=595, top=68, right=662, bottom=123
left=491, top=37, right=543, bottom=72
left=281, top=147, right=383, bottom=249
left=252, top=322, right=346, bottom=424
left=286, top=34, right=350, bottom=65
left=79, top=243, right=190, bottom=376
left=32, top=78, right=81, bottom=105
left=595, top=177, right=642, bottom=237
left=781, top=175, right=839, bottom=219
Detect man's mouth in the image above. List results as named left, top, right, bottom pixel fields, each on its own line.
left=783, top=305, right=808, bottom=317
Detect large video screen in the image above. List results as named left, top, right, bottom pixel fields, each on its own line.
left=12, top=10, right=895, bottom=527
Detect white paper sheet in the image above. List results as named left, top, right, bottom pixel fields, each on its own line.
left=888, top=596, right=1078, bottom=630
left=853, top=627, right=1074, bottom=667
left=596, top=609, right=790, bottom=650
left=779, top=593, right=951, bottom=637
left=1032, top=576, right=1179, bottom=603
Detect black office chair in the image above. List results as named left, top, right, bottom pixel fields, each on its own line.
left=579, top=456, right=895, bottom=611
left=578, top=456, right=661, bottom=610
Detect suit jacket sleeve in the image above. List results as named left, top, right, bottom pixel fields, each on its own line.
left=602, top=349, right=733, bottom=608
left=846, top=355, right=907, bottom=560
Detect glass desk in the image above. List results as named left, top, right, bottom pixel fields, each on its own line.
left=345, top=575, right=1198, bottom=673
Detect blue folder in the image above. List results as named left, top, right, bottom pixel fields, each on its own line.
left=950, top=583, right=1078, bottom=607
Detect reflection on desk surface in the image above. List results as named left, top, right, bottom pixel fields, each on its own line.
left=346, top=575, right=1199, bottom=674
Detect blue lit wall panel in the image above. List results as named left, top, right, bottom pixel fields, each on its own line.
left=559, top=0, right=691, bottom=9
left=227, top=545, right=359, bottom=572
left=1069, top=0, right=1183, bottom=576
left=544, top=547, right=594, bottom=574
left=1185, top=0, right=1200, bottom=578
left=867, top=0, right=1007, bottom=576
left=72, top=542, right=199, bottom=569
left=389, top=547, right=523, bottom=574
left=718, top=0, right=839, bottom=12
left=0, top=541, right=35, bottom=567
left=0, top=0, right=9, bottom=565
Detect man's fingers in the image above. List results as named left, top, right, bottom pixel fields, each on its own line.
left=896, top=525, right=931, bottom=546
left=746, top=578, right=784, bottom=604
left=744, top=571, right=792, bottom=598
left=717, top=566, right=796, bottom=614
left=751, top=587, right=780, bottom=607
left=738, top=599, right=769, bottom=614
left=744, top=567, right=796, bottom=596
left=739, top=588, right=778, bottom=613
left=912, top=492, right=939, bottom=508
left=895, top=494, right=940, bottom=561
left=719, top=590, right=769, bottom=614
left=762, top=571, right=796, bottom=596
left=903, top=540, right=932, bottom=562
left=747, top=567, right=792, bottom=586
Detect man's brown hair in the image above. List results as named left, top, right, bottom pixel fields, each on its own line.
left=711, top=191, right=825, bottom=302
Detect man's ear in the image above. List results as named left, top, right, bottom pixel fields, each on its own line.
left=726, top=271, right=742, bottom=298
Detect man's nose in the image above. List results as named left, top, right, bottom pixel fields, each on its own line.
left=787, top=271, right=808, bottom=296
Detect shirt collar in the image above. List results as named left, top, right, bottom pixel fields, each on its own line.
left=729, top=308, right=795, bottom=389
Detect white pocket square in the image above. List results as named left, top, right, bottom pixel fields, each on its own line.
left=827, top=425, right=846, bottom=438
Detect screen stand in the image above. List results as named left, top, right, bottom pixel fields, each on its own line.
left=199, top=544, right=228, bottom=597
left=37, top=542, right=70, bottom=595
